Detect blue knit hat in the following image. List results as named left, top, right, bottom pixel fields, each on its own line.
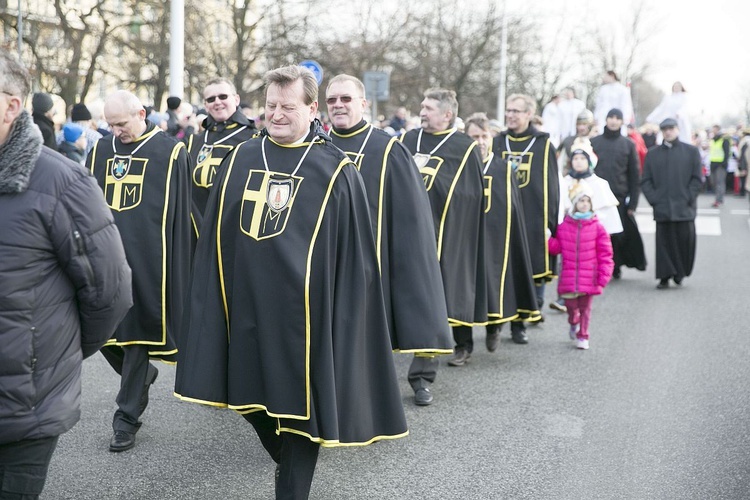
left=63, top=122, right=84, bottom=143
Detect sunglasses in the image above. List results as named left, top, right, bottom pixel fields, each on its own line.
left=325, top=95, right=359, bottom=105
left=205, top=94, right=229, bottom=103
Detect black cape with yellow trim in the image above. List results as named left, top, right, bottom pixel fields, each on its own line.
left=400, top=128, right=487, bottom=327
left=87, top=121, right=192, bottom=362
left=494, top=126, right=559, bottom=279
left=482, top=148, right=541, bottom=324
left=330, top=121, right=452, bottom=354
left=187, top=110, right=256, bottom=219
left=174, top=123, right=408, bottom=447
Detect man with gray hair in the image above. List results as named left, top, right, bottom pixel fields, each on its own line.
left=87, top=89, right=192, bottom=453
left=175, top=65, right=407, bottom=499
left=399, top=88, right=487, bottom=392
left=493, top=93, right=559, bottom=341
left=326, top=73, right=453, bottom=385
left=0, top=48, right=132, bottom=497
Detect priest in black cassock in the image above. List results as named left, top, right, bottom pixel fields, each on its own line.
left=640, top=118, right=702, bottom=289
left=400, top=88, right=487, bottom=395
left=186, top=78, right=256, bottom=220
left=466, top=113, right=540, bottom=354
left=327, top=74, right=452, bottom=361
left=174, top=66, right=407, bottom=499
left=494, top=94, right=559, bottom=343
left=87, top=90, right=192, bottom=452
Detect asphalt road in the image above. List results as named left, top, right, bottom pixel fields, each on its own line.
left=42, top=192, right=750, bottom=499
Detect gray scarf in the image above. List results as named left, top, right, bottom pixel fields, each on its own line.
left=0, top=110, right=43, bottom=193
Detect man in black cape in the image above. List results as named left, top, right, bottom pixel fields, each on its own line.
left=326, top=74, right=453, bottom=359
left=87, top=90, right=192, bottom=452
left=640, top=118, right=702, bottom=289
left=465, top=112, right=540, bottom=356
left=174, top=66, right=407, bottom=499
left=400, top=88, right=487, bottom=396
left=591, top=108, right=647, bottom=277
left=494, top=94, right=559, bottom=342
left=186, top=77, right=256, bottom=220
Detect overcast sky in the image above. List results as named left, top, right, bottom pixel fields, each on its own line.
left=529, top=0, right=749, bottom=125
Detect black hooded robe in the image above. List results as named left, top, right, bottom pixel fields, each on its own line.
left=400, top=128, right=488, bottom=327
left=494, top=126, right=560, bottom=280
left=331, top=121, right=452, bottom=354
left=482, top=151, right=541, bottom=324
left=174, top=126, right=408, bottom=446
left=87, top=122, right=192, bottom=362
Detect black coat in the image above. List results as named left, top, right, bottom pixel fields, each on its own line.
left=641, top=140, right=703, bottom=222
left=32, top=111, right=58, bottom=151
left=0, top=111, right=132, bottom=445
left=591, top=128, right=640, bottom=208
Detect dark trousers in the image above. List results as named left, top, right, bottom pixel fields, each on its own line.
left=408, top=355, right=439, bottom=391
left=242, top=412, right=320, bottom=500
left=487, top=321, right=526, bottom=338
left=101, top=344, right=157, bottom=433
left=0, top=436, right=58, bottom=500
left=452, top=325, right=473, bottom=352
left=534, top=279, right=546, bottom=309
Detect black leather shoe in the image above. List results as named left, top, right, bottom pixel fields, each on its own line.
left=414, top=387, right=434, bottom=406
left=656, top=279, right=669, bottom=290
left=486, top=331, right=500, bottom=352
left=448, top=349, right=471, bottom=366
left=511, top=329, right=528, bottom=344
left=138, top=367, right=159, bottom=416
left=109, top=430, right=135, bottom=452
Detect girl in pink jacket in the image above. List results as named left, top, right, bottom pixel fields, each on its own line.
left=547, top=181, right=614, bottom=349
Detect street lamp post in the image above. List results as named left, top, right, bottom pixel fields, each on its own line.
left=17, top=0, right=22, bottom=59
left=496, top=0, right=508, bottom=121
left=169, top=0, right=184, bottom=98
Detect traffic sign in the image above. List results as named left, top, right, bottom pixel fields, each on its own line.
left=299, top=60, right=324, bottom=85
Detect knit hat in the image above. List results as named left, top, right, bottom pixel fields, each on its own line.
left=63, top=122, right=84, bottom=143
left=568, top=180, right=594, bottom=214
left=570, top=140, right=598, bottom=169
left=70, top=103, right=92, bottom=122
left=606, top=108, right=624, bottom=120
left=147, top=111, right=167, bottom=126
left=576, top=109, right=594, bottom=124
left=32, top=92, right=54, bottom=113
left=166, top=96, right=181, bottom=110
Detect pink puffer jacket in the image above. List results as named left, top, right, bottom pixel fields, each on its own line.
left=548, top=215, right=614, bottom=296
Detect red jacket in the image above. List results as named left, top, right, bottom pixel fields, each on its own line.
left=548, top=215, right=614, bottom=296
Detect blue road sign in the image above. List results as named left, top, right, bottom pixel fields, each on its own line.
left=299, top=60, right=324, bottom=85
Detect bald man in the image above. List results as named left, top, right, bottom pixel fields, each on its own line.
left=86, top=90, right=192, bottom=452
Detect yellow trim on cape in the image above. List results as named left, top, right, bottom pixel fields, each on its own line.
left=216, top=147, right=242, bottom=339
left=436, top=142, right=478, bottom=260
left=330, top=123, right=370, bottom=138
left=303, top=157, right=352, bottom=420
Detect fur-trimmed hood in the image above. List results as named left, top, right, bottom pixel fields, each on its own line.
left=0, top=110, right=43, bottom=194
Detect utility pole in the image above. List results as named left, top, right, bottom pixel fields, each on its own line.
left=17, top=0, right=23, bottom=59
left=169, top=0, right=184, bottom=98
left=496, top=0, right=508, bottom=120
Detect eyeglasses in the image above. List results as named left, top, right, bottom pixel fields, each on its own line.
left=325, top=95, right=360, bottom=105
left=204, top=94, right=229, bottom=103
left=505, top=108, right=527, bottom=115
